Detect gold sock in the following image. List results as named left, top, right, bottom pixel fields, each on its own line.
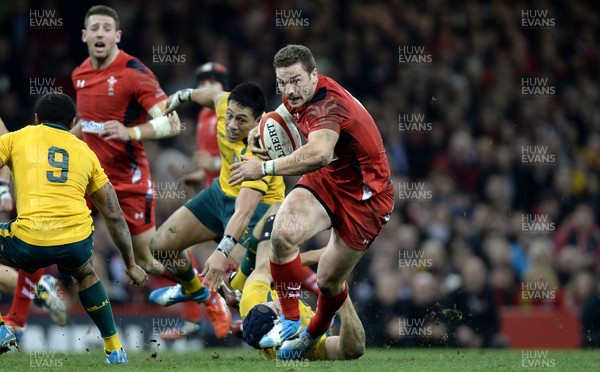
left=104, top=333, right=122, bottom=353
left=182, top=275, right=203, bottom=296
left=230, top=270, right=248, bottom=292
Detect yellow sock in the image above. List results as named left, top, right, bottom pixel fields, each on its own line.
left=181, top=275, right=203, bottom=296
left=104, top=333, right=122, bottom=352
left=230, top=270, right=248, bottom=292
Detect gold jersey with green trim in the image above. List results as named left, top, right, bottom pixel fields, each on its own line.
left=0, top=123, right=109, bottom=246
left=240, top=280, right=329, bottom=360
left=215, top=93, right=285, bottom=203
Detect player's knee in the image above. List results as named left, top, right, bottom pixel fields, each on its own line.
left=69, top=262, right=97, bottom=285
left=271, top=229, right=298, bottom=257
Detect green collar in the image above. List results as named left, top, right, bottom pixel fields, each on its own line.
left=42, top=122, right=69, bottom=131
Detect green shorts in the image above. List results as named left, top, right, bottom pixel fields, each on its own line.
left=185, top=178, right=271, bottom=252
left=0, top=223, right=94, bottom=274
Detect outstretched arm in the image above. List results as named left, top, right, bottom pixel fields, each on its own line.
left=164, top=88, right=227, bottom=114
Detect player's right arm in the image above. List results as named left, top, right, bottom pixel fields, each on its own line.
left=163, top=88, right=227, bottom=115
left=90, top=182, right=147, bottom=287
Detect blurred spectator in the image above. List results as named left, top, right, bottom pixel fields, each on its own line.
left=445, top=256, right=500, bottom=347
left=554, top=204, right=600, bottom=272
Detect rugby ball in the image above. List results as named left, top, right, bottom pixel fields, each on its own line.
left=259, top=104, right=302, bottom=159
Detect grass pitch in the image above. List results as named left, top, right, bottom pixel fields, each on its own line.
left=0, top=347, right=596, bottom=371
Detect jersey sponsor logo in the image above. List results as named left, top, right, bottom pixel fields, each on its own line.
left=76, top=79, right=85, bottom=88
left=107, top=76, right=117, bottom=96
left=81, top=120, right=105, bottom=133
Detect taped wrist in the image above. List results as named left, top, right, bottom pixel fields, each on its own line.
left=178, top=88, right=193, bottom=103
left=259, top=215, right=276, bottom=242
left=127, top=126, right=141, bottom=141
left=262, top=160, right=276, bottom=176
left=216, top=235, right=237, bottom=257
left=150, top=115, right=174, bottom=138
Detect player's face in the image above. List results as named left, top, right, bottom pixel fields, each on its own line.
left=276, top=62, right=318, bottom=108
left=82, top=15, right=121, bottom=61
left=225, top=101, right=259, bottom=143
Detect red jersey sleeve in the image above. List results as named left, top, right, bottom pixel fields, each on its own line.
left=305, top=95, right=348, bottom=135
left=124, top=61, right=168, bottom=112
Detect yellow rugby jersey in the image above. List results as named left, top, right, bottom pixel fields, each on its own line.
left=215, top=93, right=284, bottom=204
left=0, top=123, right=109, bottom=246
left=240, top=280, right=328, bottom=361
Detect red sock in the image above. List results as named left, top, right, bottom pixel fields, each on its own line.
left=4, top=268, right=45, bottom=326
left=307, top=283, right=348, bottom=337
left=271, top=254, right=302, bottom=321
left=182, top=252, right=202, bottom=323
left=301, top=266, right=320, bottom=296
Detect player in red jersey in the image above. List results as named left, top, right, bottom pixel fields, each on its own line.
left=230, top=45, right=394, bottom=359
left=180, top=62, right=229, bottom=189
left=70, top=5, right=181, bottom=278
left=70, top=5, right=229, bottom=337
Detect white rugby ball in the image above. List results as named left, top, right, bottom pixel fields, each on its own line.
left=259, top=105, right=302, bottom=159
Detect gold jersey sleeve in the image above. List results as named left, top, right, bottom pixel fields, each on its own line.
left=214, top=93, right=285, bottom=204
left=0, top=123, right=109, bottom=246
left=240, top=280, right=328, bottom=360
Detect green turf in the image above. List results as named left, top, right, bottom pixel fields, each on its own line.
left=0, top=348, right=596, bottom=371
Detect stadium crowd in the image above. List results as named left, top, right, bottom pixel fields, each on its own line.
left=1, top=0, right=599, bottom=348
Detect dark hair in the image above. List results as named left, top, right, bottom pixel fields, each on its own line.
left=273, top=44, right=316, bottom=74
left=228, top=82, right=266, bottom=119
left=242, top=304, right=278, bottom=349
left=84, top=5, right=120, bottom=30
left=36, top=93, right=77, bottom=129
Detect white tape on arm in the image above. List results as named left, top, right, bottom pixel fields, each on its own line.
left=148, top=104, right=163, bottom=119
left=149, top=116, right=173, bottom=138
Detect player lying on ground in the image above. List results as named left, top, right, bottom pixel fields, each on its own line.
left=0, top=93, right=147, bottom=364
left=148, top=83, right=284, bottom=339
left=240, top=205, right=365, bottom=360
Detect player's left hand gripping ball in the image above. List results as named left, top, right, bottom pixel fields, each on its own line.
left=229, top=156, right=263, bottom=186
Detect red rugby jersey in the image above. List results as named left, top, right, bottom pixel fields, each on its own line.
left=196, top=108, right=220, bottom=187
left=72, top=50, right=167, bottom=183
left=283, top=75, right=391, bottom=201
